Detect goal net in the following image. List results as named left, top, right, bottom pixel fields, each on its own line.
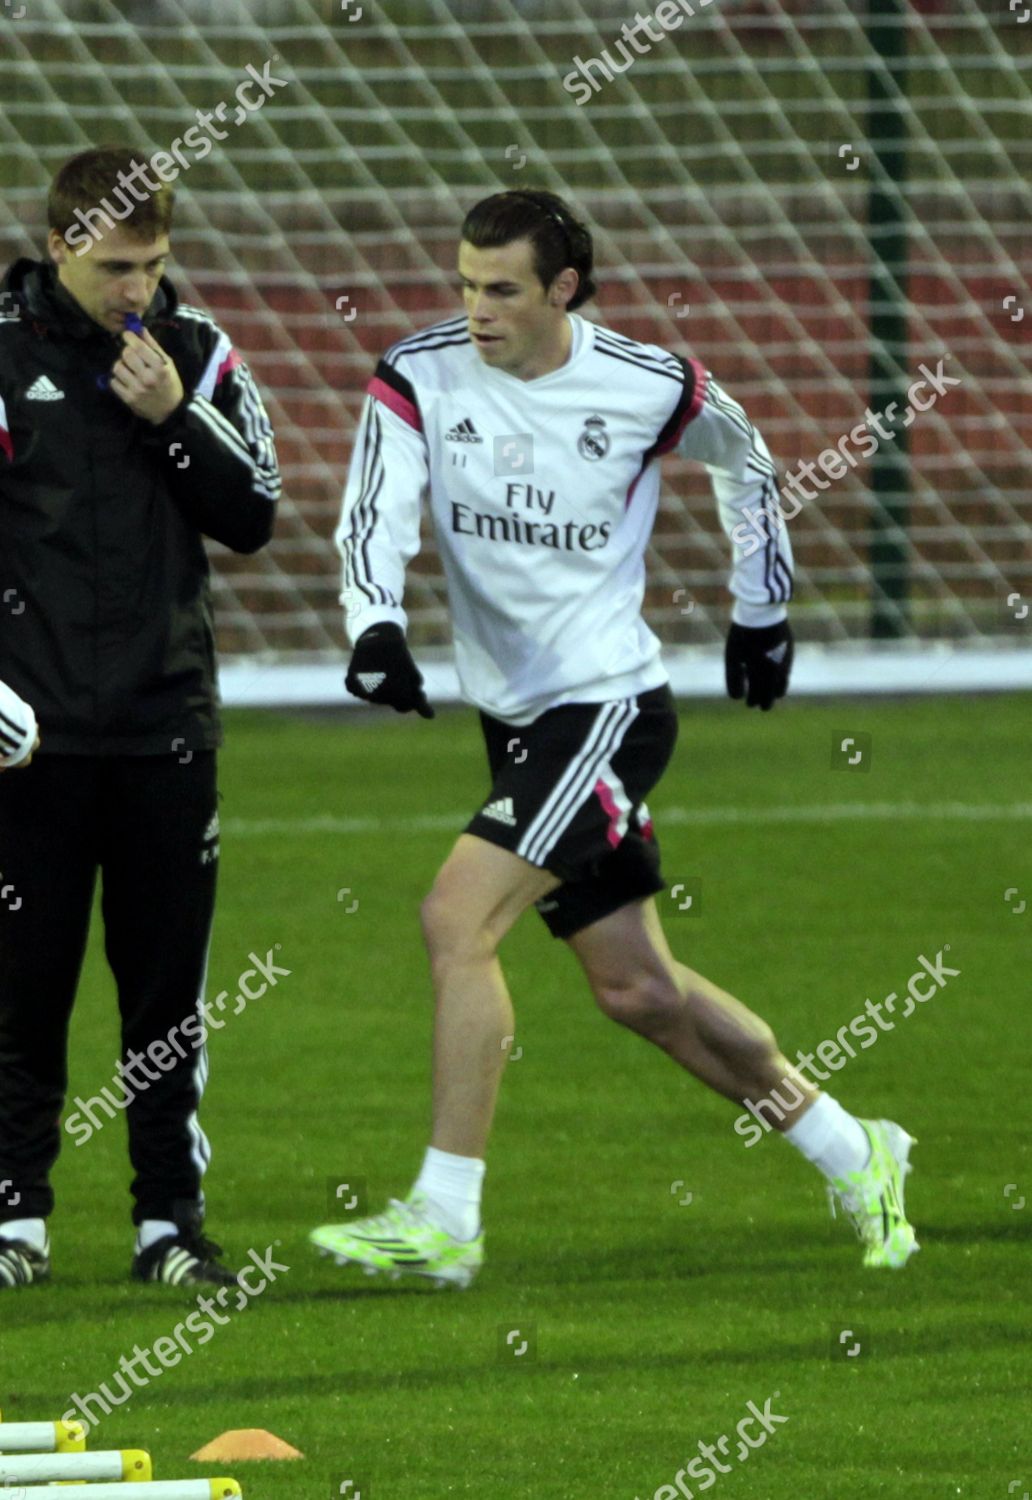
left=1, top=0, right=1028, bottom=698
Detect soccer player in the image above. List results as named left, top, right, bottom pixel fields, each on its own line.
left=0, top=146, right=280, bottom=1287
left=312, top=189, right=916, bottom=1286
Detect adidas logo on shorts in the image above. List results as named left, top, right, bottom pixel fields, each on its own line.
left=481, top=796, right=516, bottom=827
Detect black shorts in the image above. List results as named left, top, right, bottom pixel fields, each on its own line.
left=466, top=684, right=678, bottom=940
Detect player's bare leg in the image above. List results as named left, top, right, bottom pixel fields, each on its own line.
left=566, top=894, right=815, bottom=1127
left=420, top=834, right=559, bottom=1157
left=567, top=895, right=918, bottom=1267
left=310, top=835, right=556, bottom=1284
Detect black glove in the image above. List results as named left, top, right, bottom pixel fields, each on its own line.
left=725, top=620, right=793, bottom=711
left=345, top=622, right=435, bottom=718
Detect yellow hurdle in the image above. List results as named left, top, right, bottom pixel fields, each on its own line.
left=0, top=1447, right=150, bottom=1483
left=0, top=1418, right=86, bottom=1453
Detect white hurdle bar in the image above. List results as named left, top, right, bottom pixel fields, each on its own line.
left=9, top=1481, right=241, bottom=1499
left=0, top=1418, right=86, bottom=1452
left=0, top=1448, right=150, bottom=1483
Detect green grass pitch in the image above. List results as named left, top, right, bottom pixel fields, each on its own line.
left=2, top=693, right=1028, bottom=1498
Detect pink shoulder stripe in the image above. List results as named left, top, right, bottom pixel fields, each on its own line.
left=655, top=357, right=709, bottom=456
left=625, top=358, right=709, bottom=507
left=215, top=347, right=243, bottom=385
left=684, top=356, right=709, bottom=422
left=367, top=375, right=422, bottom=432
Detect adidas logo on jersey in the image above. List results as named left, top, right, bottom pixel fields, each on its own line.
left=481, top=796, right=517, bottom=827
left=25, top=375, right=64, bottom=402
left=445, top=418, right=483, bottom=444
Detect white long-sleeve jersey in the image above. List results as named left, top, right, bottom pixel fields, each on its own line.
left=0, top=677, right=37, bottom=767
left=336, top=313, right=792, bottom=724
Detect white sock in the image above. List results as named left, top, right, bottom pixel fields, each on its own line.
left=782, top=1094, right=870, bottom=1179
left=1, top=1217, right=47, bottom=1252
left=413, top=1146, right=485, bottom=1242
left=136, top=1218, right=179, bottom=1252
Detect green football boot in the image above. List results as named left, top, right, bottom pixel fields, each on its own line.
left=829, top=1118, right=918, bottom=1268
left=311, top=1191, right=483, bottom=1289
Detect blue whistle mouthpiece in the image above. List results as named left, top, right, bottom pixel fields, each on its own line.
left=97, top=314, right=145, bottom=386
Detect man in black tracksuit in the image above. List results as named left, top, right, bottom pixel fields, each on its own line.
left=0, top=146, right=280, bottom=1287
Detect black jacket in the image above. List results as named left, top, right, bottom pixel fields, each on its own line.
left=0, top=258, right=280, bottom=754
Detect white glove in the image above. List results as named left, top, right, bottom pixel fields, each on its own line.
left=0, top=679, right=39, bottom=769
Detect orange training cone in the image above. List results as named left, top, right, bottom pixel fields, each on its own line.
left=190, top=1429, right=303, bottom=1462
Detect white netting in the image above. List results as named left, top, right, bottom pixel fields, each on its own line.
left=1, top=0, right=1029, bottom=678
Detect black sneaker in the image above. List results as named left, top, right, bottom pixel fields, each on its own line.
left=0, top=1235, right=51, bottom=1287
left=131, top=1228, right=237, bottom=1287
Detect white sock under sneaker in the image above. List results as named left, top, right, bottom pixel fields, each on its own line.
left=413, top=1146, right=485, bottom=1242
left=783, top=1094, right=871, bottom=1179
left=1, top=1217, right=48, bottom=1252
left=136, top=1219, right=179, bottom=1252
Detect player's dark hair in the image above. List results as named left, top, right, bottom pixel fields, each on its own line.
left=48, top=144, right=175, bottom=244
left=460, top=190, right=597, bottom=310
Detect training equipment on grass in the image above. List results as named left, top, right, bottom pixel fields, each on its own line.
left=12, top=1481, right=240, bottom=1499
left=0, top=1447, right=150, bottom=1482
left=1, top=1403, right=242, bottom=1495
left=0, top=1417, right=86, bottom=1452
left=190, top=1427, right=303, bottom=1460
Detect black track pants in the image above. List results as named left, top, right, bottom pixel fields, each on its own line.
left=0, top=753, right=219, bottom=1226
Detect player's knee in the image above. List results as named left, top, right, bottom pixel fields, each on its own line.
left=593, top=971, right=683, bottom=1035
left=420, top=880, right=494, bottom=968
left=419, top=885, right=462, bottom=960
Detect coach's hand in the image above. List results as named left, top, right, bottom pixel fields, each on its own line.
left=346, top=623, right=435, bottom=719
left=109, top=327, right=184, bottom=425
left=725, top=620, right=793, bottom=711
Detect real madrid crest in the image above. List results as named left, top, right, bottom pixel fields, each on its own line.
left=577, top=414, right=610, bottom=461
